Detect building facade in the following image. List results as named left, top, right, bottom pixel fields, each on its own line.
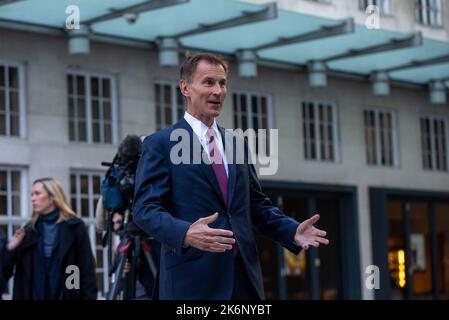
left=0, top=0, right=448, bottom=300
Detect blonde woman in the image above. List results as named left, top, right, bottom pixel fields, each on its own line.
left=3, top=177, right=97, bottom=300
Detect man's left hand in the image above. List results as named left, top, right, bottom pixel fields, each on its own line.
left=294, top=214, right=329, bottom=250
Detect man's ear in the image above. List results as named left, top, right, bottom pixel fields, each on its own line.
left=179, top=79, right=190, bottom=97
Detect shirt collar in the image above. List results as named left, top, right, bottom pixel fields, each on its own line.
left=184, top=111, right=220, bottom=142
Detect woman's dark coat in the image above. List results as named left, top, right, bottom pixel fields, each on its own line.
left=3, top=217, right=97, bottom=300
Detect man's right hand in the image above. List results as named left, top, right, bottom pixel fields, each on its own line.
left=7, top=227, right=25, bottom=251
left=184, top=212, right=235, bottom=253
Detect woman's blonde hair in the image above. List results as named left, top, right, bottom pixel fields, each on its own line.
left=30, top=177, right=77, bottom=229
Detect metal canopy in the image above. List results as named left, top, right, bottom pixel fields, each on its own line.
left=82, top=0, right=189, bottom=26
left=0, top=0, right=448, bottom=86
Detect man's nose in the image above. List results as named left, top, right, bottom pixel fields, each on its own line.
left=211, top=83, right=223, bottom=95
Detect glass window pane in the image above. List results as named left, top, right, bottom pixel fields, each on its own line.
left=102, top=78, right=110, bottom=98
left=282, top=196, right=310, bottom=299
left=0, top=171, right=6, bottom=191
left=155, top=84, right=160, bottom=102
left=69, top=118, right=75, bottom=141
left=0, top=114, right=5, bottom=135
left=410, top=202, right=432, bottom=299
left=388, top=200, right=406, bottom=300
left=104, top=101, right=111, bottom=121
left=80, top=175, right=88, bottom=193
left=92, top=100, right=99, bottom=119
left=68, top=97, right=74, bottom=118
left=70, top=174, right=76, bottom=194
left=0, top=66, right=4, bottom=87
left=78, top=121, right=87, bottom=141
left=251, top=96, right=258, bottom=115
left=93, top=176, right=101, bottom=193
left=240, top=95, right=246, bottom=113
left=0, top=224, right=7, bottom=236
left=78, top=98, right=86, bottom=119
left=163, top=85, right=171, bottom=104
left=104, top=123, right=112, bottom=144
left=164, top=106, right=172, bottom=125
left=0, top=90, right=5, bottom=111
left=81, top=198, right=89, bottom=217
left=12, top=195, right=20, bottom=216
left=261, top=97, right=267, bottom=115
left=10, top=114, right=19, bottom=136
left=93, top=122, right=100, bottom=142
left=11, top=171, right=20, bottom=192
left=10, top=91, right=19, bottom=113
left=436, top=202, right=449, bottom=299
left=67, top=75, right=73, bottom=95
left=76, top=76, right=85, bottom=95
left=156, top=107, right=161, bottom=131
left=8, top=67, right=18, bottom=89
left=241, top=115, right=247, bottom=131
left=91, top=77, right=99, bottom=97
left=0, top=195, right=6, bottom=216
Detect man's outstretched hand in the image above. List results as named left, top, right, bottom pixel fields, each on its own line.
left=294, top=214, right=329, bottom=250
left=184, top=212, right=236, bottom=253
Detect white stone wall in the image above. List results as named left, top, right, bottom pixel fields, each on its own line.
left=244, top=0, right=449, bottom=42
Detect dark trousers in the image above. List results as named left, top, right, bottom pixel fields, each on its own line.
left=231, top=254, right=260, bottom=300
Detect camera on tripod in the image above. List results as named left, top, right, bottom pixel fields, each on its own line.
left=101, top=135, right=142, bottom=225
left=98, top=135, right=158, bottom=300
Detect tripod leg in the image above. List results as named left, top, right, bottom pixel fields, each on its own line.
left=142, top=250, right=157, bottom=278
left=124, top=236, right=140, bottom=300
left=107, top=250, right=126, bottom=300
left=107, top=238, right=131, bottom=300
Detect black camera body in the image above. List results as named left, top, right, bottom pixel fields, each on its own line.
left=101, top=135, right=143, bottom=234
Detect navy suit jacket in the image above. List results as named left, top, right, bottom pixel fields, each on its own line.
left=133, top=118, right=300, bottom=299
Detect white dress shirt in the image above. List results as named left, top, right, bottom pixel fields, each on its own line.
left=184, top=112, right=229, bottom=177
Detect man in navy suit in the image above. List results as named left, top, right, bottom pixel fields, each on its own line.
left=133, top=52, right=329, bottom=300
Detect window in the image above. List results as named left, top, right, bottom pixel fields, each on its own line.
left=364, top=109, right=398, bottom=167
left=421, top=116, right=448, bottom=171
left=70, top=171, right=108, bottom=298
left=0, top=63, right=25, bottom=137
left=233, top=92, right=273, bottom=155
left=154, top=82, right=184, bottom=131
left=0, top=167, right=27, bottom=299
left=415, top=0, right=443, bottom=27
left=302, top=101, right=339, bottom=162
left=67, top=72, right=117, bottom=144
left=360, top=0, right=390, bottom=15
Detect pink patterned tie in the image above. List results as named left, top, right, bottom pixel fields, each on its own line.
left=206, top=128, right=238, bottom=256
left=206, top=128, right=228, bottom=206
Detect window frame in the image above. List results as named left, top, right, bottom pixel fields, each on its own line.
left=360, top=0, right=390, bottom=15
left=415, top=0, right=444, bottom=27
left=301, top=101, right=340, bottom=163
left=363, top=107, right=399, bottom=167
left=66, top=70, right=118, bottom=145
left=0, top=60, right=26, bottom=138
left=0, top=166, right=28, bottom=300
left=420, top=115, right=449, bottom=172
left=154, top=80, right=185, bottom=131
left=232, top=90, right=274, bottom=155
